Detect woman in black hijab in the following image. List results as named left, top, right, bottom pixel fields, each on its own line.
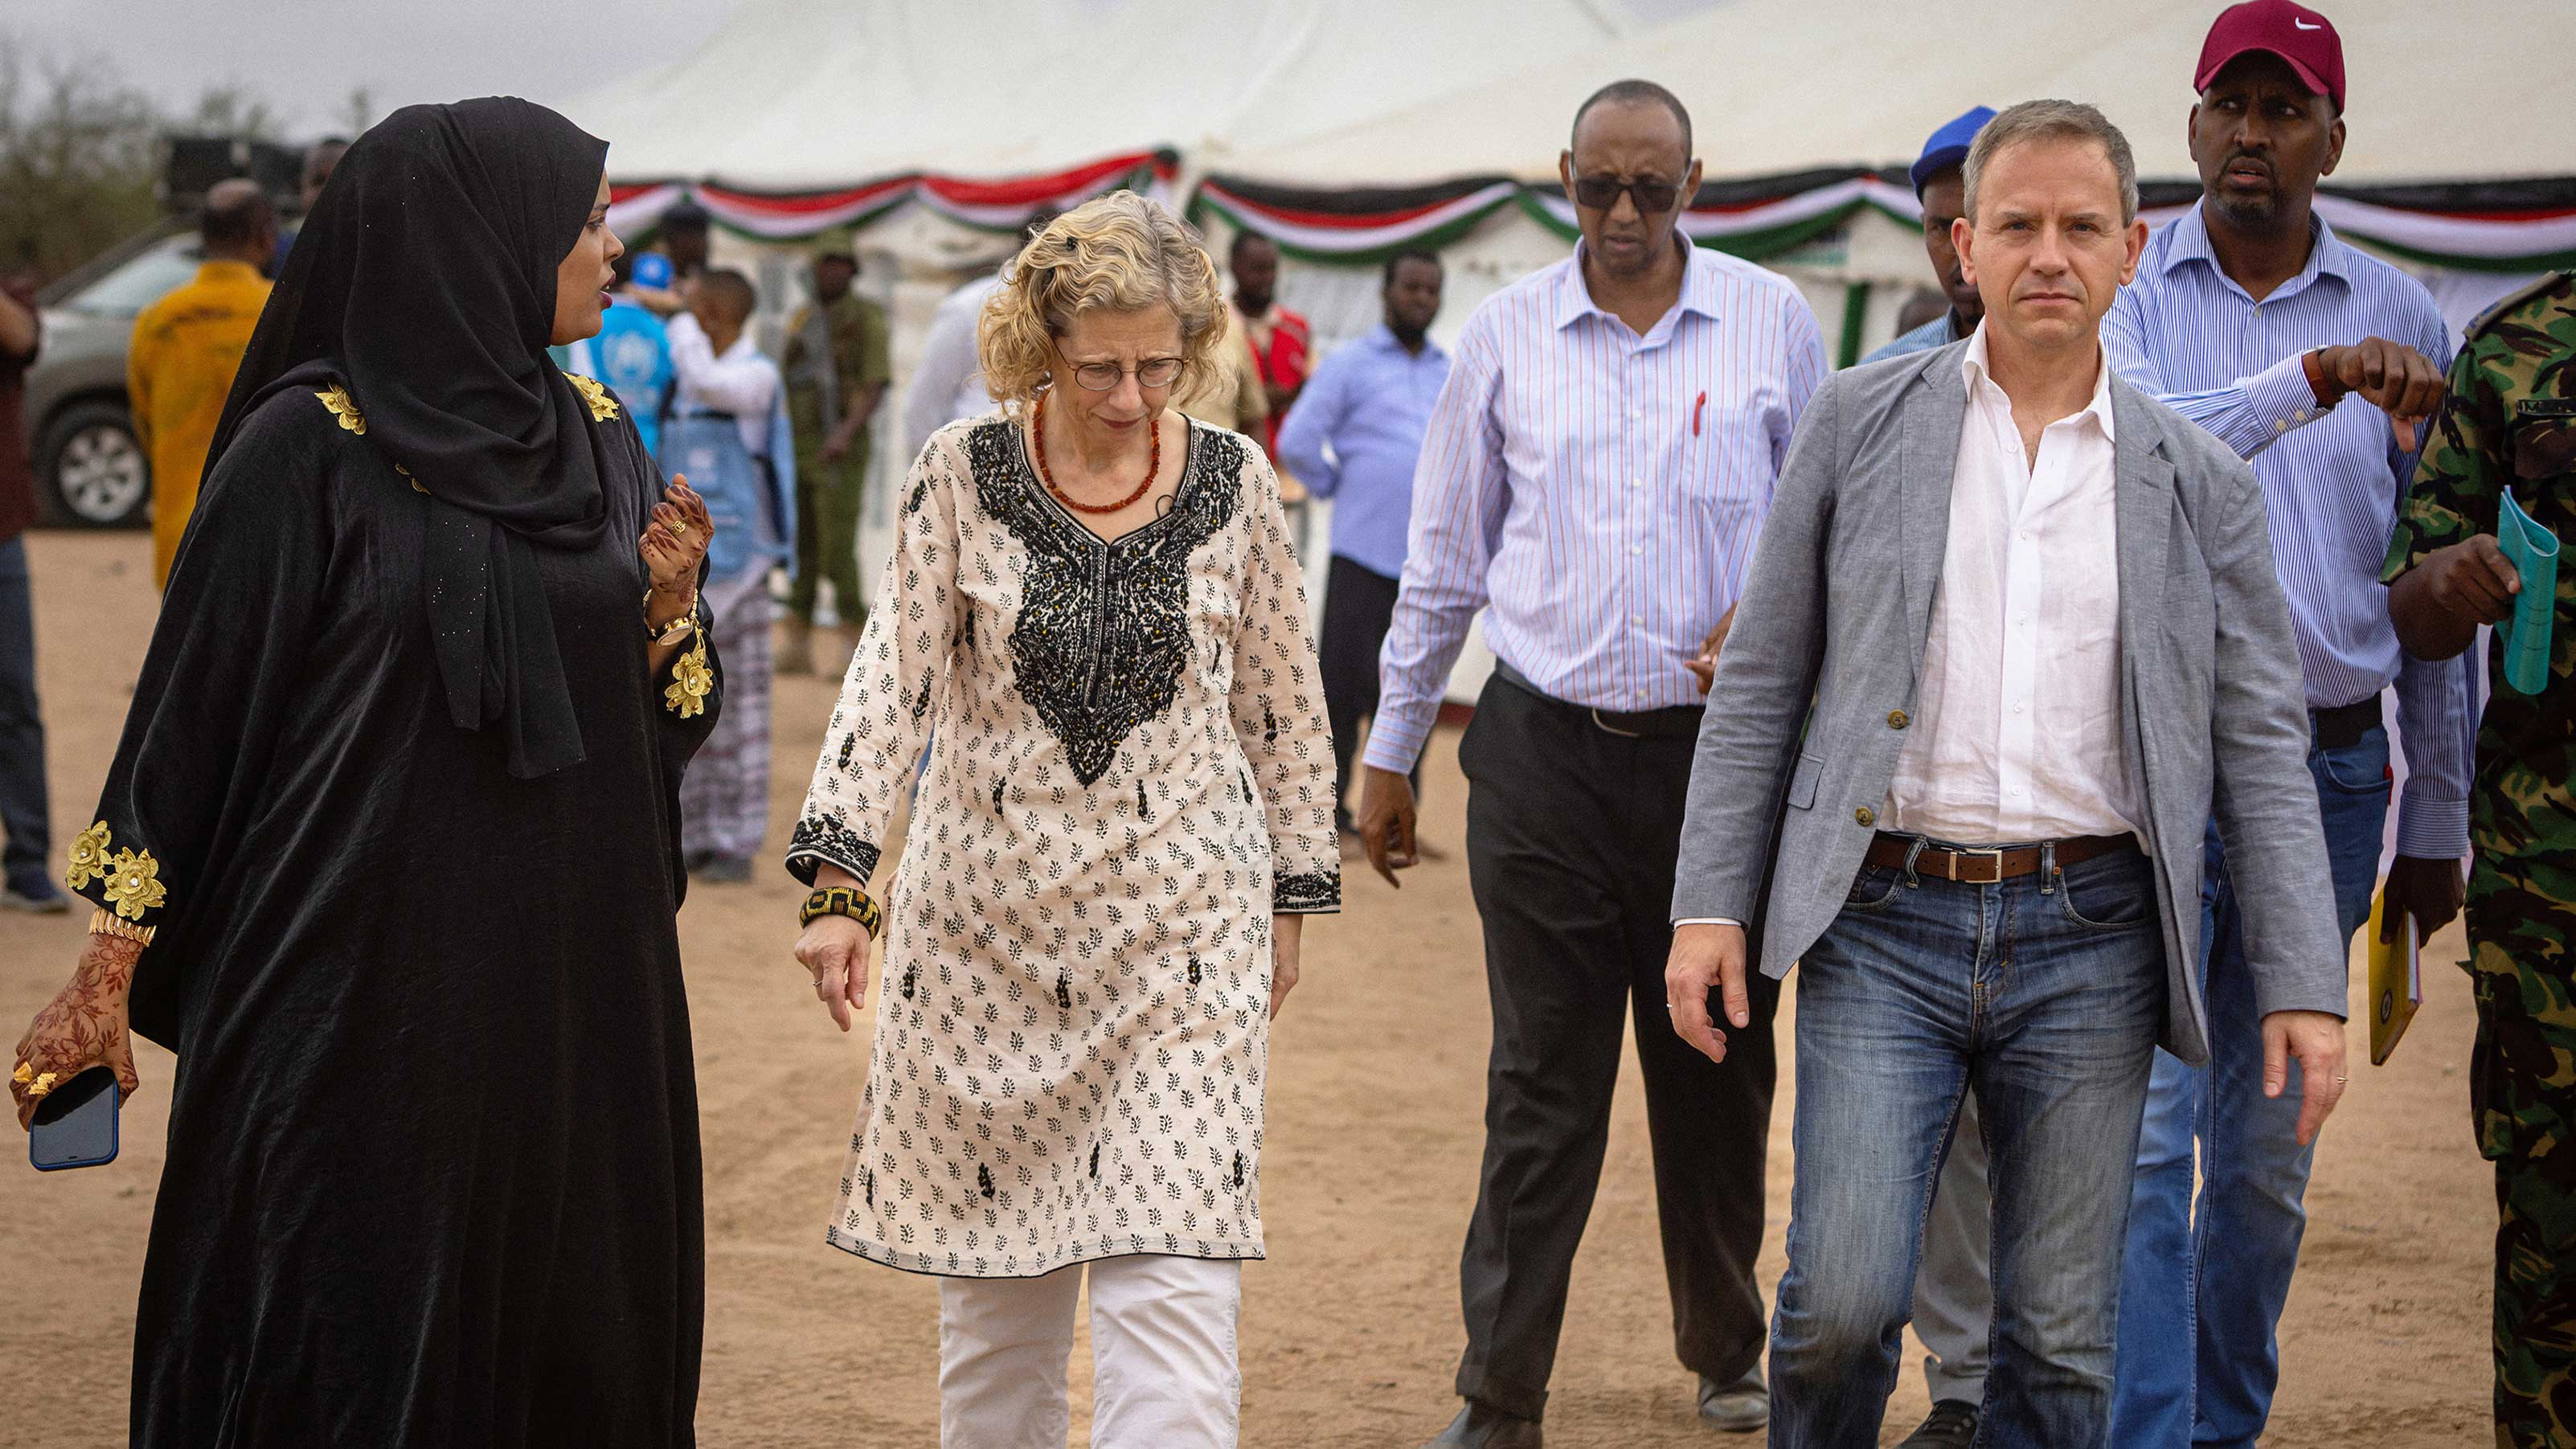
left=10, top=98, right=718, bottom=1447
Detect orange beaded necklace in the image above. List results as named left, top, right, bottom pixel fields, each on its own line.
left=1031, top=390, right=1161, bottom=515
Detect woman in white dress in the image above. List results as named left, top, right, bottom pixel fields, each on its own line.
left=786, top=191, right=1339, bottom=1448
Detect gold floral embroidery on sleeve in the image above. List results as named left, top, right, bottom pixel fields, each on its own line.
left=395, top=464, right=429, bottom=495
left=664, top=631, right=713, bottom=718
left=567, top=374, right=622, bottom=423
left=100, top=847, right=167, bottom=920
left=315, top=383, right=367, bottom=434
left=64, top=821, right=113, bottom=890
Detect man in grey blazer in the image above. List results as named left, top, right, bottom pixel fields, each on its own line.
left=1662, top=100, right=2351, bottom=1449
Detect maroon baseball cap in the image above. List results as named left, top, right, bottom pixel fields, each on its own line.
left=2196, top=0, right=2346, bottom=111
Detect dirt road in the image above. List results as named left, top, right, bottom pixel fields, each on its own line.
left=0, top=530, right=2492, bottom=1446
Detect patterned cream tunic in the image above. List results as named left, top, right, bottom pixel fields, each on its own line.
left=788, top=413, right=1341, bottom=1278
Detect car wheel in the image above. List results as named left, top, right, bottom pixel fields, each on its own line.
left=36, top=399, right=152, bottom=529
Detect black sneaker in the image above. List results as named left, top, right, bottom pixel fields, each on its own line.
left=1898, top=1399, right=1980, bottom=1448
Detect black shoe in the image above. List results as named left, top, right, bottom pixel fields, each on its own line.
left=1422, top=1402, right=1543, bottom=1449
left=1697, top=1370, right=1767, bottom=1433
left=1897, top=1398, right=1980, bottom=1448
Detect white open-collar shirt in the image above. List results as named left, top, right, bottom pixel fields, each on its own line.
left=1882, top=323, right=2144, bottom=848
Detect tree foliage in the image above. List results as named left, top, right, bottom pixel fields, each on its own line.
left=0, top=34, right=301, bottom=284
left=0, top=39, right=162, bottom=283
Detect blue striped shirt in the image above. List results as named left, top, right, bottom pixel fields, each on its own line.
left=2104, top=203, right=2472, bottom=858
left=1366, top=238, right=1827, bottom=773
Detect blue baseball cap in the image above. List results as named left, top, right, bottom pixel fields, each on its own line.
left=1909, top=105, right=1997, bottom=197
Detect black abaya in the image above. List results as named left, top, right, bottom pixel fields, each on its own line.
left=75, top=366, right=718, bottom=1447
left=68, top=94, right=722, bottom=1449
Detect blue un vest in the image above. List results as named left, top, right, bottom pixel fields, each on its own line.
left=661, top=406, right=790, bottom=585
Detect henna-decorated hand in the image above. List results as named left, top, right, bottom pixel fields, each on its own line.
left=641, top=476, right=714, bottom=615
left=13, top=936, right=142, bottom=1131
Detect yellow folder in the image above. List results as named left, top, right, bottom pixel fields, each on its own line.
left=2366, top=886, right=2422, bottom=1066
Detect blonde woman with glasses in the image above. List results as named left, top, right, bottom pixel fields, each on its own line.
left=783, top=190, right=1339, bottom=1448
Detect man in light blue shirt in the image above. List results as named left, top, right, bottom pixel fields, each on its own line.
left=1865, top=106, right=1994, bottom=369
left=1276, top=248, right=1449, bottom=838
left=2098, top=6, right=2471, bottom=1446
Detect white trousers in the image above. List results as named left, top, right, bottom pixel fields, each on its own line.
left=939, top=1255, right=1243, bottom=1449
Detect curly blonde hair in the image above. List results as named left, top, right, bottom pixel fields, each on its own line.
left=977, top=190, right=1228, bottom=407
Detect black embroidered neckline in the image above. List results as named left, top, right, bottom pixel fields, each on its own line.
left=1008, top=415, right=1200, bottom=551
left=968, top=416, right=1243, bottom=787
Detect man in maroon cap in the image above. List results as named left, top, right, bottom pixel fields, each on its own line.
left=2101, top=3, right=2470, bottom=1445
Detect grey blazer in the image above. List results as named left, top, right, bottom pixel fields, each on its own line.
left=1669, top=340, right=2346, bottom=1066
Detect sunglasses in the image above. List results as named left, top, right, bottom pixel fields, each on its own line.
left=1572, top=174, right=1684, bottom=214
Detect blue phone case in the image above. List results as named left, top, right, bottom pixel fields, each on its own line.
left=28, top=1066, right=121, bottom=1171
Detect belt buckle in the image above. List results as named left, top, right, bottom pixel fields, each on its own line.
left=1953, top=846, right=2005, bottom=885
left=1588, top=707, right=1644, bottom=739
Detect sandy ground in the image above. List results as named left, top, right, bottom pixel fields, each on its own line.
left=0, top=528, right=2496, bottom=1447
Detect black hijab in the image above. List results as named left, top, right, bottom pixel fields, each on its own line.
left=207, top=97, right=615, bottom=779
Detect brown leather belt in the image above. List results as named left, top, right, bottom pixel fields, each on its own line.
left=1864, top=831, right=2139, bottom=885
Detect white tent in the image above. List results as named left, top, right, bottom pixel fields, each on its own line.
left=1205, top=0, right=2576, bottom=343
left=563, top=0, right=1639, bottom=187
left=1227, top=0, right=2576, bottom=186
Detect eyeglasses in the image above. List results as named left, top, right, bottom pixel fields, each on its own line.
left=1572, top=174, right=1683, bottom=215
left=1054, top=346, right=1185, bottom=391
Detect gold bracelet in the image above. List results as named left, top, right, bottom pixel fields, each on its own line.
left=645, top=585, right=699, bottom=645
left=88, top=907, right=155, bottom=948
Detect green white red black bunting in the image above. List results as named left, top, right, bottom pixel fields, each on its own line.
left=615, top=162, right=2576, bottom=272
left=1190, top=180, right=1522, bottom=263
left=605, top=151, right=1177, bottom=244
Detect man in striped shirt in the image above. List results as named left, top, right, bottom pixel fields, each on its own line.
left=1358, top=79, right=1827, bottom=1447
left=2100, top=5, right=2473, bottom=1444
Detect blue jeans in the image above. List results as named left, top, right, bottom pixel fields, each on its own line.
left=1770, top=842, right=2166, bottom=1449
left=2111, top=728, right=2389, bottom=1447
left=0, top=536, right=51, bottom=896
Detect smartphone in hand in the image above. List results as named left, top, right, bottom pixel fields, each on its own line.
left=29, top=1066, right=120, bottom=1171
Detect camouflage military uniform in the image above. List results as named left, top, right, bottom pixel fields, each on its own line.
left=784, top=289, right=891, bottom=628
left=2382, top=271, right=2576, bottom=1449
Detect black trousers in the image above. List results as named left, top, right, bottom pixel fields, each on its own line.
left=1318, top=553, right=1415, bottom=827
left=1452, top=672, right=1782, bottom=1420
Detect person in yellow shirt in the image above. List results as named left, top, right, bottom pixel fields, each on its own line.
left=129, top=180, right=276, bottom=587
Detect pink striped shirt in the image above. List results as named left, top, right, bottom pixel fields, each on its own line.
left=1364, top=238, right=1827, bottom=773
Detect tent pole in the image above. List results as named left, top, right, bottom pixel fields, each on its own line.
left=1837, top=280, right=1870, bottom=369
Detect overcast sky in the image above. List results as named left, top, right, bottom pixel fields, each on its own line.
left=0, top=0, right=755, bottom=137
